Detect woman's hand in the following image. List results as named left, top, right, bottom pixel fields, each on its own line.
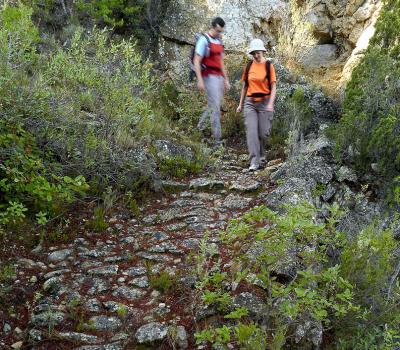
left=266, top=103, right=274, bottom=112
left=236, top=105, right=243, bottom=113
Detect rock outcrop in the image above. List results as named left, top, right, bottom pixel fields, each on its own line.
left=157, top=0, right=382, bottom=90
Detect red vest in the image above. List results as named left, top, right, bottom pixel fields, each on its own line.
left=202, top=39, right=224, bottom=77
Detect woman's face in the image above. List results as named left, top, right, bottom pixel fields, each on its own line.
left=252, top=50, right=264, bottom=62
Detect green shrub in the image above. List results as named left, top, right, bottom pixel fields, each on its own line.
left=149, top=270, right=174, bottom=294
left=85, top=206, right=108, bottom=232
left=328, top=0, right=400, bottom=201
left=0, top=120, right=89, bottom=227
left=0, top=2, right=175, bottom=192
left=193, top=203, right=400, bottom=349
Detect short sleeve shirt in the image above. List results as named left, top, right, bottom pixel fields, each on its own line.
left=195, top=34, right=223, bottom=57
left=241, top=60, right=276, bottom=98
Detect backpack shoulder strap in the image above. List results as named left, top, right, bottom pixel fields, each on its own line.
left=265, top=60, right=272, bottom=92
left=202, top=33, right=211, bottom=45
left=244, top=60, right=253, bottom=86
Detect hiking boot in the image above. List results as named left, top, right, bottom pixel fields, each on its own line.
left=249, top=162, right=259, bottom=171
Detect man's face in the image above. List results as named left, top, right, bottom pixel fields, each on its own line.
left=212, top=24, right=224, bottom=39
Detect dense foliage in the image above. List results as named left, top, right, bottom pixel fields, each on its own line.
left=0, top=2, right=204, bottom=230
left=329, top=0, right=400, bottom=202
left=193, top=204, right=400, bottom=349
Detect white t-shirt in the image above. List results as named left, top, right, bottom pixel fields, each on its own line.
left=195, top=34, right=223, bottom=57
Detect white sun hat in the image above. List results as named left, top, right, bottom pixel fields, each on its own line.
left=248, top=39, right=267, bottom=54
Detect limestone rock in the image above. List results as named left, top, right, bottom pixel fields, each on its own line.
left=135, top=322, right=168, bottom=344
left=189, top=178, right=225, bottom=190
left=154, top=140, right=195, bottom=162
left=48, top=249, right=73, bottom=262
left=301, top=44, right=337, bottom=69
left=234, top=292, right=269, bottom=321
left=85, top=316, right=122, bottom=331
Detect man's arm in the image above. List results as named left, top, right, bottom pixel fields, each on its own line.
left=220, top=59, right=230, bottom=90
left=194, top=54, right=205, bottom=90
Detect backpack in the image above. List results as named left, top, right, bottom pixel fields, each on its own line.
left=244, top=60, right=272, bottom=93
left=189, top=33, right=211, bottom=82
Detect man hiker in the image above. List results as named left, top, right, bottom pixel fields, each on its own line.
left=193, top=17, right=230, bottom=146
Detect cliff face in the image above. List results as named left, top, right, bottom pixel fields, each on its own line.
left=157, top=0, right=382, bottom=90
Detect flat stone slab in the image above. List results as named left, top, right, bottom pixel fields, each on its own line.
left=162, top=180, right=188, bottom=191
left=48, top=249, right=73, bottom=262
left=31, top=311, right=66, bottom=327
left=87, top=265, right=119, bottom=276
left=222, top=194, right=252, bottom=209
left=123, top=266, right=147, bottom=276
left=129, top=276, right=149, bottom=288
left=229, top=179, right=262, bottom=192
left=112, top=286, right=146, bottom=300
left=56, top=332, right=100, bottom=344
left=189, top=178, right=225, bottom=190
left=86, top=316, right=122, bottom=331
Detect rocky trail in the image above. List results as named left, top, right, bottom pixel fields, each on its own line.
left=1, top=147, right=283, bottom=350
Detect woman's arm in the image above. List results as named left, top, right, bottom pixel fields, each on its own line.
left=236, top=83, right=248, bottom=113
left=266, top=82, right=276, bottom=111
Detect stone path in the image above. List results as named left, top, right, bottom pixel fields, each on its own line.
left=4, top=148, right=282, bottom=350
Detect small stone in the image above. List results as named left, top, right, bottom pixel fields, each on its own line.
left=31, top=244, right=42, bottom=254
left=120, top=236, right=136, bottom=244
left=86, top=316, right=122, bottom=331
left=86, top=299, right=102, bottom=312
left=337, top=166, right=357, bottom=182
left=129, top=276, right=149, bottom=288
left=30, top=276, right=37, bottom=283
left=31, top=312, right=66, bottom=327
left=87, top=278, right=110, bottom=295
left=48, top=249, right=72, bottom=262
left=175, top=326, right=188, bottom=349
left=123, top=266, right=147, bottom=276
left=43, top=276, right=63, bottom=294
left=14, top=327, right=23, bottom=337
left=189, top=178, right=225, bottom=191
left=44, top=269, right=70, bottom=279
left=229, top=179, right=261, bottom=192
left=267, top=158, right=282, bottom=166
left=56, top=332, right=100, bottom=344
left=112, top=286, right=146, bottom=300
left=111, top=333, right=130, bottom=341
left=3, top=323, right=11, bottom=333
left=151, top=290, right=161, bottom=298
left=117, top=277, right=126, bottom=283
left=11, top=341, right=23, bottom=349
left=135, top=322, right=168, bottom=344
left=28, top=329, right=43, bottom=341
left=103, top=301, right=129, bottom=313
left=87, top=265, right=119, bottom=276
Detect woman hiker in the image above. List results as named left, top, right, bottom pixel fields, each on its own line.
left=236, top=39, right=277, bottom=171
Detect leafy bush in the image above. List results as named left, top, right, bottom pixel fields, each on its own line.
left=0, top=119, right=88, bottom=227
left=328, top=0, right=400, bottom=201
left=0, top=2, right=178, bottom=192
left=193, top=203, right=400, bottom=349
